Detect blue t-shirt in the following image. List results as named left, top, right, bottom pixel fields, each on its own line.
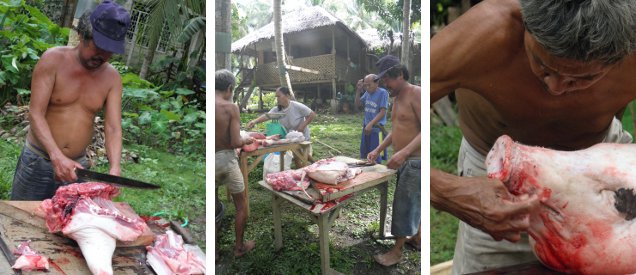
left=360, top=87, right=389, bottom=126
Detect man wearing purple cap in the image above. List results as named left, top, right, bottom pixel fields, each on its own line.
left=11, top=1, right=131, bottom=200
left=367, top=55, right=421, bottom=266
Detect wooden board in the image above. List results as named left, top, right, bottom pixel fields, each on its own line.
left=0, top=202, right=154, bottom=274
left=467, top=261, right=564, bottom=275
left=1, top=201, right=155, bottom=247
left=316, top=171, right=394, bottom=202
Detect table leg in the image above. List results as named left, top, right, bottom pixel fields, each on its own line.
left=239, top=155, right=250, bottom=216
left=317, top=213, right=330, bottom=275
left=272, top=195, right=283, bottom=250
left=378, top=181, right=389, bottom=238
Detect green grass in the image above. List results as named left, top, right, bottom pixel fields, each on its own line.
left=0, top=139, right=206, bottom=248
left=217, top=113, right=420, bottom=274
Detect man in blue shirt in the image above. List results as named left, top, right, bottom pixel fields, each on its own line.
left=355, top=74, right=389, bottom=163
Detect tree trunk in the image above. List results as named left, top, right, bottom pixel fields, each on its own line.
left=139, top=32, right=159, bottom=79
left=215, top=0, right=232, bottom=70
left=401, top=0, right=411, bottom=70
left=273, top=0, right=295, bottom=99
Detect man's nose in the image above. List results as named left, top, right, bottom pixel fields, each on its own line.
left=543, top=74, right=576, bottom=95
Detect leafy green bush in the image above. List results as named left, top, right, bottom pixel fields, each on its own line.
left=0, top=0, right=69, bottom=104
left=122, top=87, right=205, bottom=157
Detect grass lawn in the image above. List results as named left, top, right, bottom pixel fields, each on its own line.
left=0, top=139, right=206, bottom=248
left=216, top=113, right=422, bottom=274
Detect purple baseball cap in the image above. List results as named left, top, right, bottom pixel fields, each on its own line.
left=374, top=55, right=401, bottom=80
left=90, top=0, right=131, bottom=54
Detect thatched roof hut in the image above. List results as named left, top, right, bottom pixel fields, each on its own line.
left=232, top=6, right=371, bottom=110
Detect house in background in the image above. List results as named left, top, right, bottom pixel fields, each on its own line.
left=232, top=6, right=421, bottom=113
left=232, top=6, right=369, bottom=112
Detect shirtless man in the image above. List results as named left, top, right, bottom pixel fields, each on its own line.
left=367, top=55, right=421, bottom=266
left=11, top=1, right=130, bottom=200
left=215, top=69, right=255, bottom=260
left=431, top=0, right=636, bottom=273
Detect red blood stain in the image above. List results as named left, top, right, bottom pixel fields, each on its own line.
left=49, top=259, right=68, bottom=275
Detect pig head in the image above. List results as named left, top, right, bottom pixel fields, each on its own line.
left=486, top=135, right=636, bottom=274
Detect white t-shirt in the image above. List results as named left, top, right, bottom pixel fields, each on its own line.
left=269, top=101, right=313, bottom=140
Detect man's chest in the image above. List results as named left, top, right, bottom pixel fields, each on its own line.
left=50, top=70, right=111, bottom=112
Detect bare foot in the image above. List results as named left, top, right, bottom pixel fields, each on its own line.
left=234, top=240, right=256, bottom=257
left=373, top=249, right=404, bottom=266
left=406, top=236, right=420, bottom=251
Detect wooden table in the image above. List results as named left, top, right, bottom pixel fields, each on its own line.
left=258, top=156, right=396, bottom=275
left=235, top=141, right=312, bottom=214
left=0, top=201, right=156, bottom=274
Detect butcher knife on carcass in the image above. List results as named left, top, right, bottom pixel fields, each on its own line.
left=75, top=168, right=160, bottom=189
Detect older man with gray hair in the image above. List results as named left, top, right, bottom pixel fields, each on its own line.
left=431, top=0, right=636, bottom=273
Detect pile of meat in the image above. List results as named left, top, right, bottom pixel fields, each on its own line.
left=146, top=230, right=206, bottom=275
left=240, top=131, right=306, bottom=152
left=486, top=135, right=636, bottom=274
left=40, top=182, right=147, bottom=275
left=11, top=241, right=49, bottom=271
left=266, top=158, right=362, bottom=191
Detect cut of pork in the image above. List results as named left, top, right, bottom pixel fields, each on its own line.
left=11, top=241, right=49, bottom=271
left=304, top=158, right=362, bottom=185
left=146, top=230, right=205, bottom=275
left=40, top=182, right=147, bottom=275
left=486, top=135, right=636, bottom=274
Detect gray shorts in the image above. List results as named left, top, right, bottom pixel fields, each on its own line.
left=391, top=159, right=421, bottom=237
left=11, top=141, right=89, bottom=201
left=451, top=117, right=632, bottom=274
left=215, top=150, right=244, bottom=194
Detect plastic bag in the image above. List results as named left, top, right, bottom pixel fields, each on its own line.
left=263, top=151, right=293, bottom=181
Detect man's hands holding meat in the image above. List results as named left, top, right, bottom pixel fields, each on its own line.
left=51, top=153, right=84, bottom=182
left=454, top=177, right=538, bottom=242
left=431, top=169, right=540, bottom=243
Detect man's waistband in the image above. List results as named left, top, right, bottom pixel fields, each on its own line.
left=25, top=140, right=50, bottom=161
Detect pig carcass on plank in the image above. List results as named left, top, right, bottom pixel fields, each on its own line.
left=11, top=241, right=49, bottom=271
left=304, top=158, right=362, bottom=185
left=486, top=135, right=636, bottom=274
left=40, top=182, right=147, bottom=275
left=266, top=169, right=310, bottom=191
left=146, top=230, right=205, bottom=275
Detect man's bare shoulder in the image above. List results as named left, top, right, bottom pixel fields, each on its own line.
left=38, top=46, right=74, bottom=65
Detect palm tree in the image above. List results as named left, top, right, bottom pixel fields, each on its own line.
left=273, top=0, right=294, bottom=98
left=137, top=0, right=205, bottom=79
left=216, top=0, right=231, bottom=70
left=401, top=0, right=411, bottom=67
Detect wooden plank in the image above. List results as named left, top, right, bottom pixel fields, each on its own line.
left=318, top=171, right=394, bottom=202
left=1, top=201, right=154, bottom=247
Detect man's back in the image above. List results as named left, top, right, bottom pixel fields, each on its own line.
left=215, top=96, right=239, bottom=151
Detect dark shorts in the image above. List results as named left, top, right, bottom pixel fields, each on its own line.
left=391, top=159, right=421, bottom=237
left=11, top=142, right=89, bottom=201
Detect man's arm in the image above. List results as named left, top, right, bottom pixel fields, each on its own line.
left=230, top=104, right=251, bottom=148
left=104, top=72, right=123, bottom=176
left=29, top=50, right=83, bottom=181
left=246, top=114, right=269, bottom=129
left=297, top=111, right=316, bottom=132
left=386, top=87, right=421, bottom=169
left=354, top=79, right=364, bottom=109
left=364, top=108, right=386, bottom=135
left=431, top=168, right=539, bottom=242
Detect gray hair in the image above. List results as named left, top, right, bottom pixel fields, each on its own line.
left=215, top=69, right=235, bottom=91
left=75, top=11, right=93, bottom=41
left=521, top=0, right=636, bottom=64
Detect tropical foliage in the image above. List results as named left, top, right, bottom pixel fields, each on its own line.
left=0, top=0, right=69, bottom=103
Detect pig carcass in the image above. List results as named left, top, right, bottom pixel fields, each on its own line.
left=146, top=230, right=206, bottom=275
left=486, top=135, right=636, bottom=274
left=304, top=158, right=362, bottom=185
left=40, top=182, right=147, bottom=275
